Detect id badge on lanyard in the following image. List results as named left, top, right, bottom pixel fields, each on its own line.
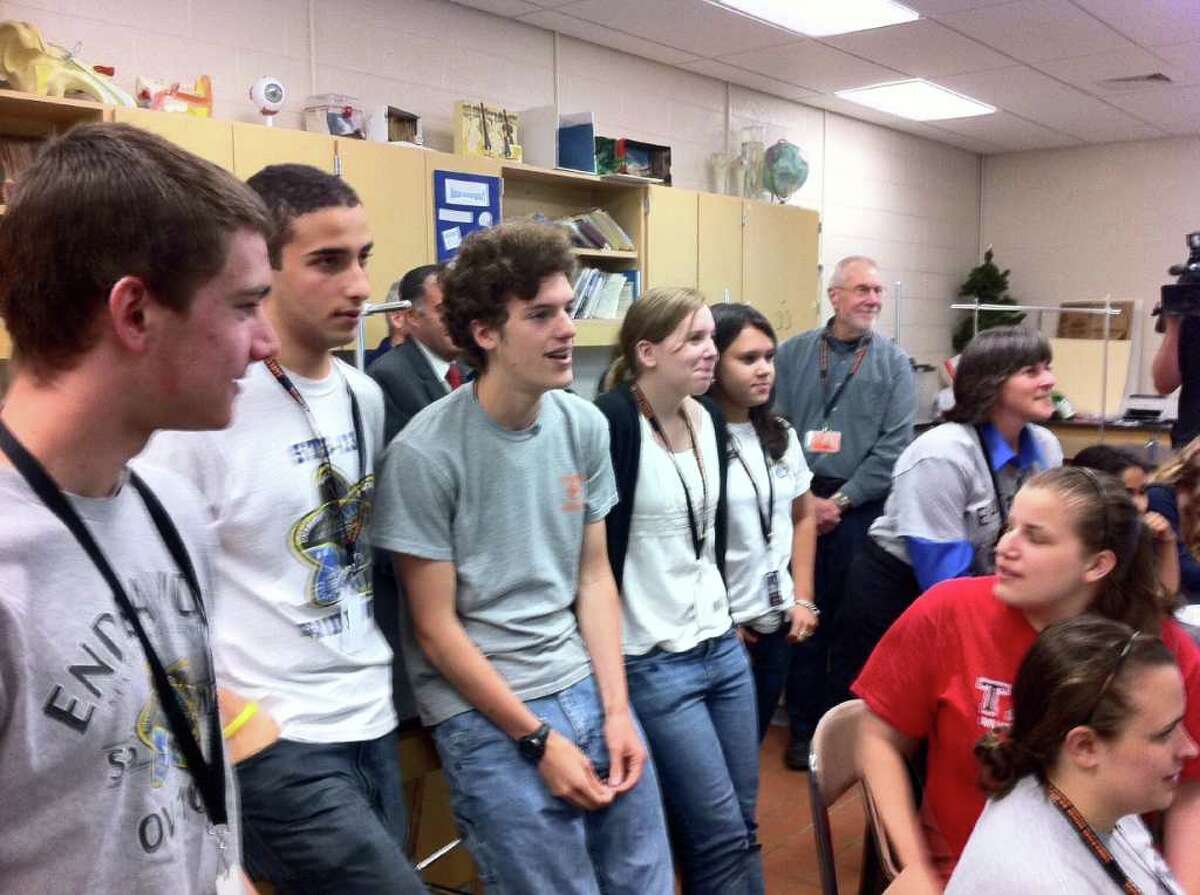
left=804, top=429, right=842, bottom=454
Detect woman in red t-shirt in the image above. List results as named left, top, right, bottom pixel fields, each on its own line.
left=852, top=466, right=1200, bottom=893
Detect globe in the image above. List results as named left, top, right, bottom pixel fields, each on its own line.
left=762, top=139, right=808, bottom=202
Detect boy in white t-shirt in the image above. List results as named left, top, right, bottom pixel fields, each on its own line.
left=0, top=123, right=276, bottom=893
left=142, top=165, right=424, bottom=892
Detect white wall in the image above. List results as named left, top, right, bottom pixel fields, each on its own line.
left=1, top=0, right=982, bottom=387
left=981, top=136, right=1200, bottom=396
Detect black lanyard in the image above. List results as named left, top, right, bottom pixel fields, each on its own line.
left=1045, top=781, right=1143, bottom=895
left=0, top=420, right=227, bottom=830
left=974, top=425, right=1036, bottom=550
left=818, top=331, right=871, bottom=425
left=729, top=431, right=774, bottom=546
left=633, top=385, right=709, bottom=561
left=264, top=358, right=366, bottom=562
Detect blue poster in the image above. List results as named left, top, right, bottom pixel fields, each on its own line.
left=433, top=169, right=502, bottom=261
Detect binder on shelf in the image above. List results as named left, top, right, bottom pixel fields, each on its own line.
left=519, top=106, right=596, bottom=173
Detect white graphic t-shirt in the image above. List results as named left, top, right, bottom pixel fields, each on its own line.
left=140, top=359, right=396, bottom=743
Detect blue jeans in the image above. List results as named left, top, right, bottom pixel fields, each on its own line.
left=432, top=674, right=673, bottom=894
left=744, top=624, right=791, bottom=741
left=236, top=729, right=426, bottom=894
left=625, top=630, right=765, bottom=895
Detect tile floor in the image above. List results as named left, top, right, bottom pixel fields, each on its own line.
left=759, top=725, right=867, bottom=894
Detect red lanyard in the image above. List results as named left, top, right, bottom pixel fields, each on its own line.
left=632, top=384, right=709, bottom=561
left=1045, top=781, right=1143, bottom=895
left=817, top=331, right=871, bottom=425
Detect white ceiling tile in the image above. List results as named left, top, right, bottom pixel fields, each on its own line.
left=717, top=39, right=905, bottom=93
left=822, top=19, right=1013, bottom=78
left=556, top=0, right=798, bottom=58
left=935, top=0, right=1134, bottom=63
left=941, top=65, right=1160, bottom=140
left=931, top=110, right=1084, bottom=150
left=678, top=58, right=819, bottom=102
left=1037, top=46, right=1190, bottom=94
left=1149, top=42, right=1200, bottom=88
left=517, top=9, right=699, bottom=64
left=1105, top=84, right=1200, bottom=135
left=903, top=0, right=1016, bottom=12
left=1071, top=0, right=1200, bottom=49
left=450, top=0, right=540, bottom=16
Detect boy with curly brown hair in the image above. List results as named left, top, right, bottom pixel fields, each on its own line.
left=372, top=221, right=672, bottom=893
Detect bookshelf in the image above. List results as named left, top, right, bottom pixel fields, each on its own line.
left=574, top=319, right=623, bottom=349
left=501, top=160, right=643, bottom=338
left=571, top=247, right=637, bottom=261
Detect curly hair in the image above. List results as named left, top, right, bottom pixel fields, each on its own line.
left=944, top=326, right=1052, bottom=425
left=440, top=221, right=576, bottom=371
left=1149, top=436, right=1200, bottom=563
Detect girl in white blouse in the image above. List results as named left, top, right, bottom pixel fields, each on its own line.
left=707, top=302, right=818, bottom=741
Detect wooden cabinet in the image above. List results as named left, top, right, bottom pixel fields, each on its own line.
left=231, top=122, right=334, bottom=179
left=742, top=202, right=820, bottom=342
left=337, top=139, right=430, bottom=345
left=697, top=192, right=744, bottom=304
left=114, top=107, right=234, bottom=170
left=0, top=90, right=108, bottom=361
left=644, top=185, right=698, bottom=292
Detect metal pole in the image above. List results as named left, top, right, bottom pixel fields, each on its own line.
left=893, top=280, right=902, bottom=343
left=1100, top=294, right=1111, bottom=440
left=354, top=300, right=411, bottom=370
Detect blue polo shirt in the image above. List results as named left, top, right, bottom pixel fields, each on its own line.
left=868, top=421, right=1063, bottom=591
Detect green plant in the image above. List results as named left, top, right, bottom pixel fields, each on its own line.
left=951, top=247, right=1025, bottom=353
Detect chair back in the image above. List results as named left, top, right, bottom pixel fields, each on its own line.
left=807, top=699, right=900, bottom=895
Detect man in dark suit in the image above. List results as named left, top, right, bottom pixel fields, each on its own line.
left=368, top=263, right=461, bottom=443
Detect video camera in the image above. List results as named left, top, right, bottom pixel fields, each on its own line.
left=1154, top=232, right=1200, bottom=330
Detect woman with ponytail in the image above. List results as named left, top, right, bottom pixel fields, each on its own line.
left=706, top=303, right=818, bottom=741
left=947, top=616, right=1196, bottom=893
left=851, top=467, right=1200, bottom=892
left=596, top=288, right=763, bottom=894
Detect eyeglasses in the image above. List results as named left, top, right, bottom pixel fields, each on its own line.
left=1085, top=631, right=1139, bottom=726
left=834, top=284, right=887, bottom=298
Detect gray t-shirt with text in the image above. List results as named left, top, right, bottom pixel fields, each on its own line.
left=372, top=387, right=618, bottom=726
left=0, top=465, right=232, bottom=895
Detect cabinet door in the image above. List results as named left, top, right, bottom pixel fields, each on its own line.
left=743, top=202, right=820, bottom=342
left=232, top=122, right=334, bottom=180
left=113, top=108, right=234, bottom=171
left=697, top=193, right=743, bottom=304
left=644, top=185, right=698, bottom=291
left=337, top=139, right=430, bottom=345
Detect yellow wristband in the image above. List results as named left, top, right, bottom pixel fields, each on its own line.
left=222, top=701, right=259, bottom=740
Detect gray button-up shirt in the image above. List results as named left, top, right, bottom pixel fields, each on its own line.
left=773, top=323, right=915, bottom=506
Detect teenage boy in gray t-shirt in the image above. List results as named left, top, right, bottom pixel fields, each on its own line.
left=373, top=221, right=672, bottom=894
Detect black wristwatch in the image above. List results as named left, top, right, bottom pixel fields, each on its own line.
left=517, top=721, right=551, bottom=762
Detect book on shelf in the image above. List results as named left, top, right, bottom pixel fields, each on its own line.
left=571, top=266, right=635, bottom=320
left=555, top=209, right=635, bottom=253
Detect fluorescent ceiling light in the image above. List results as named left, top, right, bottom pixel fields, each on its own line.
left=714, top=0, right=919, bottom=37
left=836, top=79, right=996, bottom=121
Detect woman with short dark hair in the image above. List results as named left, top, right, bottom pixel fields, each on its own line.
left=828, top=326, right=1063, bottom=699
left=947, top=615, right=1196, bottom=893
